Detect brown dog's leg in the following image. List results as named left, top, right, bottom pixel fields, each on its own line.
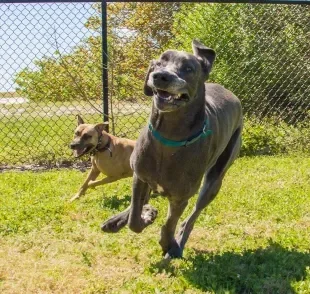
left=159, top=198, right=188, bottom=259
left=70, top=167, right=100, bottom=202
left=87, top=176, right=120, bottom=189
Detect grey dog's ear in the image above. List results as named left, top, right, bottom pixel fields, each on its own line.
left=95, top=122, right=109, bottom=134
left=192, top=40, right=216, bottom=78
left=144, top=60, right=156, bottom=96
left=76, top=114, right=85, bottom=126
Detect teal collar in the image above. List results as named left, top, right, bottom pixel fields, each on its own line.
left=148, top=119, right=212, bottom=147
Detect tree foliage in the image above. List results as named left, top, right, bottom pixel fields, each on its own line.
left=15, top=3, right=102, bottom=102
left=15, top=35, right=102, bottom=102
left=14, top=3, right=310, bottom=123
left=106, top=3, right=180, bottom=101
left=15, top=3, right=179, bottom=102
left=170, top=4, right=310, bottom=122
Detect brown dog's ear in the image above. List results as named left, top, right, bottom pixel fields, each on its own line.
left=76, top=114, right=85, bottom=126
left=95, top=122, right=109, bottom=134
left=192, top=40, right=216, bottom=78
left=144, top=60, right=156, bottom=96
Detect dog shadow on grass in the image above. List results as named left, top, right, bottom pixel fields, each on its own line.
left=150, top=242, right=310, bottom=293
left=100, top=194, right=132, bottom=210
left=100, top=191, right=161, bottom=210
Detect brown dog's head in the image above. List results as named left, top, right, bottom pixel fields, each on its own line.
left=70, top=115, right=109, bottom=158
left=144, top=40, right=216, bottom=112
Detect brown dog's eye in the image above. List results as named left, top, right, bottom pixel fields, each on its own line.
left=75, top=131, right=81, bottom=137
left=82, top=134, right=91, bottom=140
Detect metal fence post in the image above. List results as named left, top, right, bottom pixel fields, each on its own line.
left=102, top=0, right=109, bottom=130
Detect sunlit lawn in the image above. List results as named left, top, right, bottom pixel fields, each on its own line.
left=0, top=156, right=309, bottom=293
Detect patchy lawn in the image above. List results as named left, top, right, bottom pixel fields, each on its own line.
left=0, top=156, right=309, bottom=293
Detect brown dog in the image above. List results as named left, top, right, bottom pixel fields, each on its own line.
left=69, top=115, right=135, bottom=202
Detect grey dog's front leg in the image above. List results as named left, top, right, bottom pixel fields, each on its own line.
left=101, top=175, right=156, bottom=233
left=128, top=173, right=157, bottom=233
left=160, top=198, right=188, bottom=258
left=101, top=206, right=131, bottom=233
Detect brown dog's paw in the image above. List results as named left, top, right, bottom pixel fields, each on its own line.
left=87, top=180, right=97, bottom=189
left=69, top=194, right=81, bottom=202
left=141, top=204, right=158, bottom=225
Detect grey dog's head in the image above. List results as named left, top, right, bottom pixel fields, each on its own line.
left=144, top=40, right=216, bottom=112
left=70, top=115, right=109, bottom=158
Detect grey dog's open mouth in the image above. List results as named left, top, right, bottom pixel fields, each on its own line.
left=155, top=89, right=189, bottom=103
left=73, top=145, right=94, bottom=158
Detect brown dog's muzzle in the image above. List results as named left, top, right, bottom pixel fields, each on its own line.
left=70, top=141, right=95, bottom=158
left=70, top=142, right=80, bottom=149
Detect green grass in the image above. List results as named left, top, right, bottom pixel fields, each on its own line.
left=0, top=156, right=309, bottom=293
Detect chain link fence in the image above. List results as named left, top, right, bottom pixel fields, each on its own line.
left=0, top=2, right=104, bottom=168
left=0, top=2, right=309, bottom=168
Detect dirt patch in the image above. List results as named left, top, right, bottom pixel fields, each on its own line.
left=0, top=161, right=91, bottom=173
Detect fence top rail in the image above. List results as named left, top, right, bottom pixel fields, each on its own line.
left=1, top=0, right=310, bottom=4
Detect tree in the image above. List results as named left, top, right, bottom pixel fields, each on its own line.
left=15, top=3, right=180, bottom=102
left=106, top=2, right=180, bottom=101
left=15, top=36, right=102, bottom=102
left=170, top=3, right=310, bottom=123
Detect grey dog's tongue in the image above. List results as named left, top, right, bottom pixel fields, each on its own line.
left=158, top=90, right=171, bottom=98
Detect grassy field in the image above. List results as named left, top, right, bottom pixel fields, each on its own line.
left=1, top=99, right=309, bottom=166
left=0, top=100, right=148, bottom=166
left=0, top=156, right=309, bottom=293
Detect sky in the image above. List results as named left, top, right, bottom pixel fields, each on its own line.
left=0, top=2, right=97, bottom=92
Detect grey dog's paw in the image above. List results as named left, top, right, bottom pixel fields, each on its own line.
left=101, top=205, right=157, bottom=233
left=141, top=204, right=158, bottom=225
left=101, top=210, right=129, bottom=233
left=164, top=243, right=183, bottom=259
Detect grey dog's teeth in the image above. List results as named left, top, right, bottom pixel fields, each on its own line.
left=157, top=93, right=184, bottom=101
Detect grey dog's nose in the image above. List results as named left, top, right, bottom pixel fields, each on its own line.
left=152, top=72, right=173, bottom=83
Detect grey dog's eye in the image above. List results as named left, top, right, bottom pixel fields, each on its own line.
left=185, top=66, right=193, bottom=72
left=156, top=61, right=162, bottom=67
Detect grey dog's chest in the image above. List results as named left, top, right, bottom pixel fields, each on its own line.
left=131, top=129, right=209, bottom=198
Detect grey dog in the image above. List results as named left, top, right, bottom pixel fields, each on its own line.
left=101, top=40, right=243, bottom=259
